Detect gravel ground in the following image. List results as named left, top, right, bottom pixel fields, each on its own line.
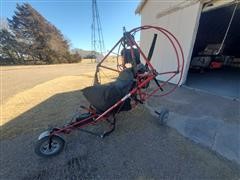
left=0, top=63, right=239, bottom=179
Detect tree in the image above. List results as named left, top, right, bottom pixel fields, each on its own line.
left=69, top=52, right=82, bottom=63
left=7, top=3, right=71, bottom=64
left=0, top=18, right=9, bottom=30
left=0, top=29, right=25, bottom=64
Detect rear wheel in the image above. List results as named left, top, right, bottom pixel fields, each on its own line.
left=158, top=108, right=169, bottom=125
left=35, top=135, right=65, bottom=157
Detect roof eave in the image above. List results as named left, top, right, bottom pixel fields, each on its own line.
left=135, top=0, right=213, bottom=15
left=135, top=0, right=148, bottom=14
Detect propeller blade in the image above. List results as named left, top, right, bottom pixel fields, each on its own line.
left=145, top=33, right=158, bottom=69
left=147, top=33, right=158, bottom=60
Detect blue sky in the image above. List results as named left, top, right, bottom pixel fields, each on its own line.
left=1, top=0, right=141, bottom=51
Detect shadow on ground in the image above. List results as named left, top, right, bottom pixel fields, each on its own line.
left=1, top=89, right=240, bottom=180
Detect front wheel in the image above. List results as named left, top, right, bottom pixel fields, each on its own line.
left=35, top=135, right=65, bottom=157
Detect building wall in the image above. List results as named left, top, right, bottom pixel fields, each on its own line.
left=139, top=0, right=203, bottom=84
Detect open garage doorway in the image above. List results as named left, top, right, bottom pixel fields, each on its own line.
left=186, top=1, right=240, bottom=100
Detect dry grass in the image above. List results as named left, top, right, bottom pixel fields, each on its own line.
left=81, top=56, right=118, bottom=63
left=1, top=75, right=90, bottom=125
left=0, top=67, right=118, bottom=139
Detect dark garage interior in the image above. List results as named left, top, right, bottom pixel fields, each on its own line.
left=186, top=2, right=240, bottom=100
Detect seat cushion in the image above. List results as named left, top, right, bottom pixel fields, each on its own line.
left=82, top=68, right=134, bottom=112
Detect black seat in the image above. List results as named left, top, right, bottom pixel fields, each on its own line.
left=82, top=68, right=134, bottom=112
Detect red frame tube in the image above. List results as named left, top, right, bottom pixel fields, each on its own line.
left=51, top=25, right=185, bottom=136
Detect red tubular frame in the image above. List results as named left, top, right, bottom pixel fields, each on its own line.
left=50, top=25, right=184, bottom=137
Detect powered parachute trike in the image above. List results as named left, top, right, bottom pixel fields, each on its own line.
left=35, top=26, right=184, bottom=157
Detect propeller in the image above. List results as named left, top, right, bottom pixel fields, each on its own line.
left=146, top=33, right=164, bottom=91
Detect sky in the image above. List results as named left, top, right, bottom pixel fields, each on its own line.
left=1, top=0, right=141, bottom=51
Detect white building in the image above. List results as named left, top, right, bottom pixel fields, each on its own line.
left=135, top=0, right=239, bottom=99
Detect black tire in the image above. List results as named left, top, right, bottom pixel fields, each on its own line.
left=159, top=108, right=169, bottom=125
left=35, top=135, right=65, bottom=157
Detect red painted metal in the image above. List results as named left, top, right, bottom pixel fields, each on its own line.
left=98, top=65, right=120, bottom=73
left=49, top=25, right=184, bottom=137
